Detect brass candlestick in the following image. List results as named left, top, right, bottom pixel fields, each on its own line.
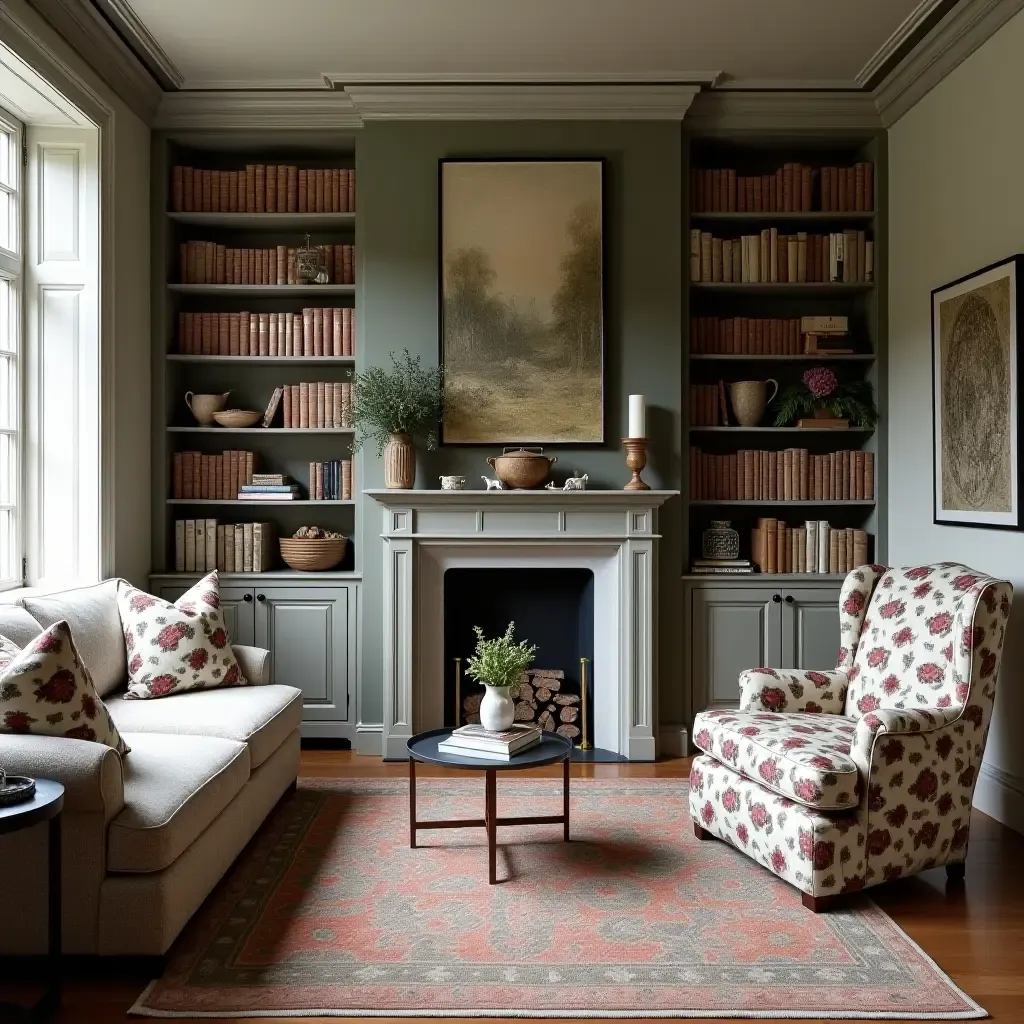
left=578, top=657, right=592, bottom=750
left=453, top=657, right=463, bottom=728
left=622, top=437, right=650, bottom=491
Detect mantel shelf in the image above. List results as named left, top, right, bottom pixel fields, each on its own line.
left=167, top=355, right=355, bottom=365
left=364, top=488, right=678, bottom=509
left=167, top=426, right=353, bottom=434
left=167, top=211, right=355, bottom=229
left=168, top=284, right=355, bottom=296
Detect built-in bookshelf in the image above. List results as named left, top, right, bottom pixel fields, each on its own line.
left=683, top=133, right=886, bottom=579
left=152, top=133, right=361, bottom=579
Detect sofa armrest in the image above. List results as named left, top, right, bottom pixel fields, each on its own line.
left=233, top=644, right=271, bottom=686
left=851, top=707, right=962, bottom=763
left=739, top=668, right=849, bottom=714
left=0, top=735, right=124, bottom=821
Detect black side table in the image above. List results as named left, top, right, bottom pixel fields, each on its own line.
left=0, top=779, right=64, bottom=1021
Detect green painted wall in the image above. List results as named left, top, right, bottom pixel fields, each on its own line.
left=355, top=120, right=683, bottom=742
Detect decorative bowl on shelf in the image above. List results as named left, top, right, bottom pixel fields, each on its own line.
left=279, top=537, right=348, bottom=571
left=486, top=447, right=557, bottom=489
left=213, top=409, right=262, bottom=428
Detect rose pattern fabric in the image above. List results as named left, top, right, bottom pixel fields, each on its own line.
left=0, top=621, right=128, bottom=753
left=692, top=708, right=859, bottom=811
left=690, top=754, right=865, bottom=897
left=739, top=667, right=849, bottom=714
left=690, top=562, right=1012, bottom=900
left=117, top=571, right=248, bottom=700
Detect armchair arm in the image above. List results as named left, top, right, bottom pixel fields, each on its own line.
left=739, top=668, right=849, bottom=714
left=233, top=644, right=271, bottom=686
left=851, top=707, right=962, bottom=764
left=0, top=734, right=124, bottom=821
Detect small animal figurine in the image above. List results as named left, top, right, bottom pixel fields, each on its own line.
left=545, top=481, right=560, bottom=490
left=482, top=476, right=504, bottom=491
left=563, top=472, right=588, bottom=491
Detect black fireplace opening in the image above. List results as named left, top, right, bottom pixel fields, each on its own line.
left=443, top=567, right=596, bottom=746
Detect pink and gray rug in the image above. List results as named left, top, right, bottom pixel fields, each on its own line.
left=133, top=778, right=984, bottom=1018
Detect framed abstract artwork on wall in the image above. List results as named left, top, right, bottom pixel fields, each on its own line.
left=932, top=254, right=1024, bottom=529
left=439, top=158, right=605, bottom=445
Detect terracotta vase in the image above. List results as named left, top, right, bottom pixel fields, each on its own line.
left=727, top=379, right=779, bottom=427
left=384, top=433, right=415, bottom=489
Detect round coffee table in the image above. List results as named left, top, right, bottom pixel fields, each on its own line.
left=407, top=728, right=573, bottom=885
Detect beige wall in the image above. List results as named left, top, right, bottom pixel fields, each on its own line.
left=889, top=8, right=1024, bottom=831
left=1, top=0, right=151, bottom=585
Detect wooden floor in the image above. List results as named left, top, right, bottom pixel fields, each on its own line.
left=5, top=750, right=1024, bottom=1023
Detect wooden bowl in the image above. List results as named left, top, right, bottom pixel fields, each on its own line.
left=279, top=537, right=348, bottom=572
left=213, top=409, right=262, bottom=428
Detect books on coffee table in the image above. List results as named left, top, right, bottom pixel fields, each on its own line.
left=437, top=723, right=542, bottom=760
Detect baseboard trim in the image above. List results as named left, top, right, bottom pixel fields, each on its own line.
left=973, top=761, right=1024, bottom=835
left=353, top=722, right=383, bottom=757
left=658, top=725, right=689, bottom=758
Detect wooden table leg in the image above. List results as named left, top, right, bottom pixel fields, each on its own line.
left=409, top=757, right=417, bottom=849
left=563, top=756, right=570, bottom=842
left=486, top=769, right=497, bottom=885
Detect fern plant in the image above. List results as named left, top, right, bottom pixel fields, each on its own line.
left=465, top=622, right=537, bottom=688
left=773, top=367, right=878, bottom=428
left=351, top=350, right=445, bottom=455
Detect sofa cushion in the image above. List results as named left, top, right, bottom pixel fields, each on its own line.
left=117, top=573, right=248, bottom=699
left=0, top=621, right=129, bottom=754
left=108, top=732, right=249, bottom=873
left=0, top=604, right=44, bottom=647
left=105, top=684, right=302, bottom=769
left=22, top=580, right=126, bottom=698
left=692, top=709, right=860, bottom=811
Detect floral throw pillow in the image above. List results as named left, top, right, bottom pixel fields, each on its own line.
left=117, top=572, right=247, bottom=699
left=0, top=621, right=129, bottom=753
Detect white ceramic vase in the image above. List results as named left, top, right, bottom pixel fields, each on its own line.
left=479, top=684, right=515, bottom=732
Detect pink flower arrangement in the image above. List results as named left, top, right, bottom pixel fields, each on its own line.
left=802, top=366, right=838, bottom=398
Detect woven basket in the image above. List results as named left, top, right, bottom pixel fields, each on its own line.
left=279, top=537, right=348, bottom=572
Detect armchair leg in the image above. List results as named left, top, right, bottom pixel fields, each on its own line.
left=946, top=862, right=966, bottom=882
left=802, top=891, right=842, bottom=913
left=693, top=822, right=714, bottom=841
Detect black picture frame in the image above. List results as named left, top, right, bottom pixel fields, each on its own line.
left=438, top=157, right=607, bottom=446
left=931, top=254, right=1024, bottom=530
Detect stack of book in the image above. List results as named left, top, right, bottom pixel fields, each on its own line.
left=309, top=460, right=353, bottom=500
left=238, top=474, right=301, bottom=501
left=171, top=164, right=355, bottom=214
left=176, top=307, right=355, bottom=358
left=174, top=519, right=276, bottom=572
left=802, top=315, right=853, bottom=355
left=690, top=558, right=754, bottom=575
left=437, top=723, right=542, bottom=761
left=178, top=242, right=355, bottom=286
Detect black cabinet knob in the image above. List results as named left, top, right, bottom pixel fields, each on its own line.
left=243, top=593, right=253, bottom=603
left=785, top=594, right=795, bottom=604
left=772, top=593, right=782, bottom=603
left=256, top=593, right=266, bottom=602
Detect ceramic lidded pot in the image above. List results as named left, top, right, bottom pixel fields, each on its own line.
left=486, top=447, right=558, bottom=489
left=702, top=520, right=740, bottom=560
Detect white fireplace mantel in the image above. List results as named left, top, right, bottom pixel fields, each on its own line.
left=366, top=489, right=678, bottom=760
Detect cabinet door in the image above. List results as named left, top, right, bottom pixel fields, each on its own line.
left=691, top=587, right=782, bottom=710
left=157, top=585, right=256, bottom=647
left=254, top=586, right=349, bottom=722
left=781, top=587, right=841, bottom=671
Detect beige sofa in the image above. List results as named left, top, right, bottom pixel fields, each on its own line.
left=0, top=579, right=302, bottom=955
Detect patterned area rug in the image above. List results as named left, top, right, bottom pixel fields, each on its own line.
left=133, top=778, right=984, bottom=1018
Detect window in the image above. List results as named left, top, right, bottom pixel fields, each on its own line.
left=0, top=109, right=22, bottom=588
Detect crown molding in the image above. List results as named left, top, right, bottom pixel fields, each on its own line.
left=856, top=0, right=952, bottom=87
left=155, top=90, right=362, bottom=130
left=872, top=0, right=1024, bottom=126
left=337, top=83, right=703, bottom=121
left=24, top=0, right=161, bottom=122
left=685, top=90, right=882, bottom=134
left=90, top=0, right=183, bottom=89
left=327, top=70, right=723, bottom=86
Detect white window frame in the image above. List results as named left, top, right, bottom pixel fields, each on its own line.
left=0, top=104, right=23, bottom=591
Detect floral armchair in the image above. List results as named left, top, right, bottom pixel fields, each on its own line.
left=688, top=562, right=1011, bottom=911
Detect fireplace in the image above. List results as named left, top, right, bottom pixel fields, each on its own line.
left=443, top=567, right=596, bottom=744
left=367, top=488, right=676, bottom=760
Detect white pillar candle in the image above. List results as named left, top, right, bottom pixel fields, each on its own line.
left=628, top=394, right=646, bottom=439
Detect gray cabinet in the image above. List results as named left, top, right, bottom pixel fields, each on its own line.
left=152, top=576, right=358, bottom=739
left=689, top=581, right=841, bottom=714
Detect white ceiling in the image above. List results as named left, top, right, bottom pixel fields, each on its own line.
left=124, top=0, right=927, bottom=90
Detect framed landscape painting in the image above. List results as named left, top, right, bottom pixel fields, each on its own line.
left=439, top=159, right=605, bottom=444
left=932, top=255, right=1024, bottom=529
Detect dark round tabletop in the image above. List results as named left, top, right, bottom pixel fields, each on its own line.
left=408, top=728, right=573, bottom=771
left=0, top=778, right=64, bottom=836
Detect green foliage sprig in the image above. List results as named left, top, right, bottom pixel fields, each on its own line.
left=773, top=368, right=878, bottom=428
left=465, top=622, right=537, bottom=689
left=351, top=350, right=445, bottom=456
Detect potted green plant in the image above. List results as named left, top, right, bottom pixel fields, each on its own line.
left=465, top=622, right=537, bottom=731
left=352, top=350, right=445, bottom=489
left=773, top=367, right=878, bottom=428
